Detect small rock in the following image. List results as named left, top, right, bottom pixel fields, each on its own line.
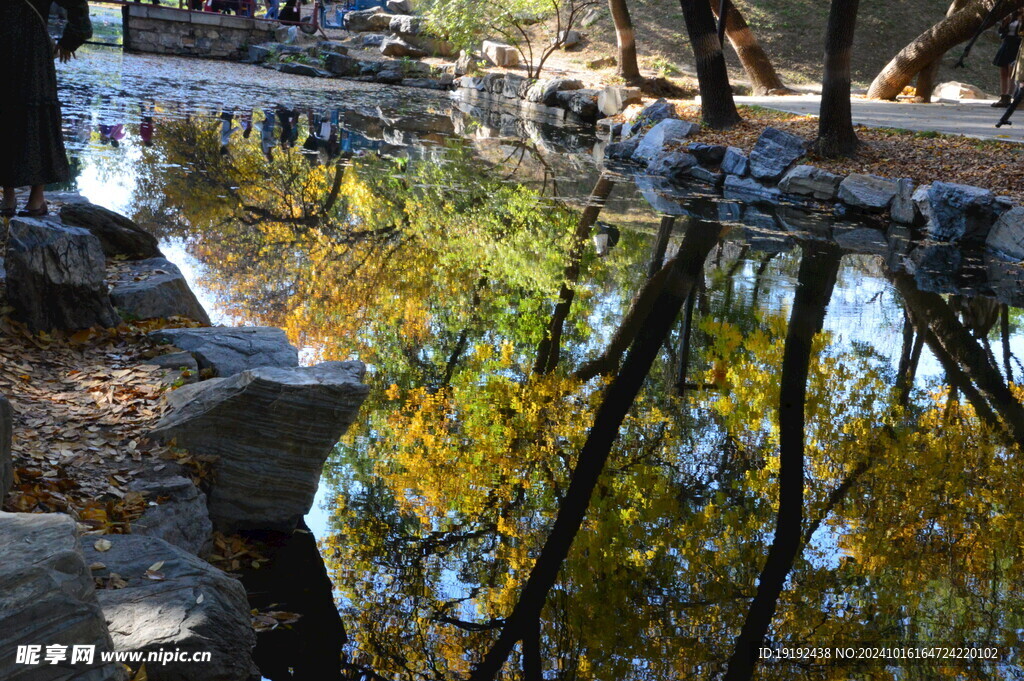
left=748, top=127, right=806, bottom=182
left=0, top=512, right=126, bottom=681
left=502, top=73, right=530, bottom=99
left=554, top=89, right=599, bottom=121
left=721, top=146, right=748, bottom=176
left=275, top=62, right=329, bottom=78
left=924, top=181, right=999, bottom=243
left=385, top=0, right=411, bottom=11
left=587, top=55, right=616, bottom=69
left=149, top=326, right=298, bottom=378
left=646, top=151, right=698, bottom=179
left=454, top=50, right=474, bottom=75
left=837, top=173, right=899, bottom=211
left=59, top=203, right=162, bottom=260
left=986, top=206, right=1024, bottom=260
left=628, top=98, right=677, bottom=136
left=5, top=218, right=120, bottom=332
left=913, top=184, right=932, bottom=224
left=890, top=178, right=916, bottom=224
left=150, top=362, right=370, bottom=532
left=375, top=69, right=404, bottom=84
left=558, top=29, right=582, bottom=48
left=779, top=165, right=843, bottom=201
left=482, top=39, right=520, bottom=67
left=579, top=6, right=604, bottom=27
left=932, top=81, right=991, bottom=101
left=631, top=118, right=700, bottom=163
left=130, top=476, right=212, bottom=556
left=317, top=40, right=347, bottom=54
left=83, top=534, right=257, bottom=681
left=380, top=35, right=427, bottom=58
left=687, top=143, right=727, bottom=167
left=0, top=396, right=10, bottom=502
left=361, top=33, right=386, bottom=47
left=723, top=174, right=782, bottom=202
left=525, top=78, right=584, bottom=105
left=110, top=257, right=211, bottom=325
left=388, top=14, right=424, bottom=35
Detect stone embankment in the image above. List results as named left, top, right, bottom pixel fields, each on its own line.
left=123, top=4, right=276, bottom=60
left=0, top=199, right=369, bottom=681
left=604, top=99, right=1024, bottom=264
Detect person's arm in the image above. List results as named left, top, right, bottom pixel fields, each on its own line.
left=54, top=0, right=93, bottom=53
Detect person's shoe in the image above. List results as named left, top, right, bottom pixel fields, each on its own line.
left=992, top=95, right=1012, bottom=108
left=17, top=202, right=48, bottom=217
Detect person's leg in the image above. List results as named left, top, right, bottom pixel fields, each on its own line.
left=26, top=186, right=45, bottom=212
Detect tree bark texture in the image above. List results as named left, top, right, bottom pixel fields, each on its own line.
left=608, top=0, right=643, bottom=83
left=708, top=0, right=790, bottom=94
left=914, top=0, right=972, bottom=102
left=814, top=0, right=861, bottom=157
left=679, top=0, right=742, bottom=128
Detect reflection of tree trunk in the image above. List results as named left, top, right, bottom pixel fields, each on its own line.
left=442, top=277, right=488, bottom=387
left=709, top=0, right=790, bottom=94
left=751, top=253, right=775, bottom=306
left=893, top=272, right=1024, bottom=447
left=723, top=243, right=842, bottom=681
left=608, top=0, right=643, bottom=84
left=649, top=216, right=676, bottom=280
left=469, top=221, right=724, bottom=681
left=1002, top=304, right=1014, bottom=383
left=576, top=259, right=674, bottom=381
left=895, top=311, right=925, bottom=407
left=676, top=288, right=699, bottom=396
left=534, top=175, right=616, bottom=375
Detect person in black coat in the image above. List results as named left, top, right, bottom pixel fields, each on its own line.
left=0, top=0, right=92, bottom=217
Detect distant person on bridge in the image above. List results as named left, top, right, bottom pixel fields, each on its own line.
left=1, top=0, right=92, bottom=218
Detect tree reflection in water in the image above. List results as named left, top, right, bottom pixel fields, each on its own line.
left=135, top=113, right=1024, bottom=680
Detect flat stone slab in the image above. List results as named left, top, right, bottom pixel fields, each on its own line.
left=59, top=203, right=162, bottom=260
left=149, top=326, right=299, bottom=377
left=0, top=512, right=125, bottom=681
left=83, top=534, right=257, bottom=681
left=110, top=257, right=211, bottom=325
left=150, top=362, right=370, bottom=532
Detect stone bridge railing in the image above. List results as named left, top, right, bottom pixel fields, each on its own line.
left=122, top=4, right=277, bottom=60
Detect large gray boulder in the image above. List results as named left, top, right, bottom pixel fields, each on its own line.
left=110, top=257, right=210, bottom=325
left=748, top=127, right=806, bottom=182
left=149, top=326, right=298, bottom=377
left=631, top=119, right=700, bottom=164
left=604, top=138, right=640, bottom=161
left=0, top=512, right=125, bottom=681
left=921, top=181, right=999, bottom=243
left=986, top=206, right=1024, bottom=260
left=130, top=476, right=212, bottom=556
left=646, top=151, right=697, bottom=179
left=597, top=85, right=641, bottom=116
left=5, top=218, right=120, bottom=332
left=721, top=146, right=748, bottom=176
left=83, top=535, right=257, bottom=681
left=59, top=203, right=161, bottom=260
left=380, top=36, right=427, bottom=58
left=779, top=165, right=842, bottom=200
left=343, top=8, right=392, bottom=31
left=150, top=362, right=370, bottom=532
left=1, top=395, right=10, bottom=502
left=385, top=0, right=411, bottom=11
left=723, top=174, right=782, bottom=203
left=837, top=173, right=898, bottom=211
left=323, top=52, right=362, bottom=77
left=525, top=78, right=583, bottom=105
left=627, top=98, right=677, bottom=136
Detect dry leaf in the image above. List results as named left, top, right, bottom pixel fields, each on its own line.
left=94, top=538, right=113, bottom=552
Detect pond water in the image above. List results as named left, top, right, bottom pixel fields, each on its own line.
left=58, top=19, right=1024, bottom=681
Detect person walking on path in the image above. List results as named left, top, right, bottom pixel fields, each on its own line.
left=1, top=0, right=92, bottom=218
left=993, top=9, right=1023, bottom=107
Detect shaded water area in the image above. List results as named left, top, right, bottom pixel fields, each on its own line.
left=61, top=17, right=1024, bottom=681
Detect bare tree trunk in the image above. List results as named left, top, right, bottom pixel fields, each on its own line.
left=814, top=0, right=860, bottom=157
left=867, top=0, right=1024, bottom=100
left=608, top=0, right=643, bottom=84
left=679, top=0, right=742, bottom=129
left=915, top=0, right=974, bottom=102
left=708, top=0, right=791, bottom=95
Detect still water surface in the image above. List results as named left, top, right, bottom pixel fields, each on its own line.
left=57, top=20, right=1024, bottom=680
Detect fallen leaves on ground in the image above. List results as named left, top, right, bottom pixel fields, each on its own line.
left=207, top=532, right=269, bottom=573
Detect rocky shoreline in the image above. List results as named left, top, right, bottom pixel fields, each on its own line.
left=0, top=200, right=369, bottom=681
